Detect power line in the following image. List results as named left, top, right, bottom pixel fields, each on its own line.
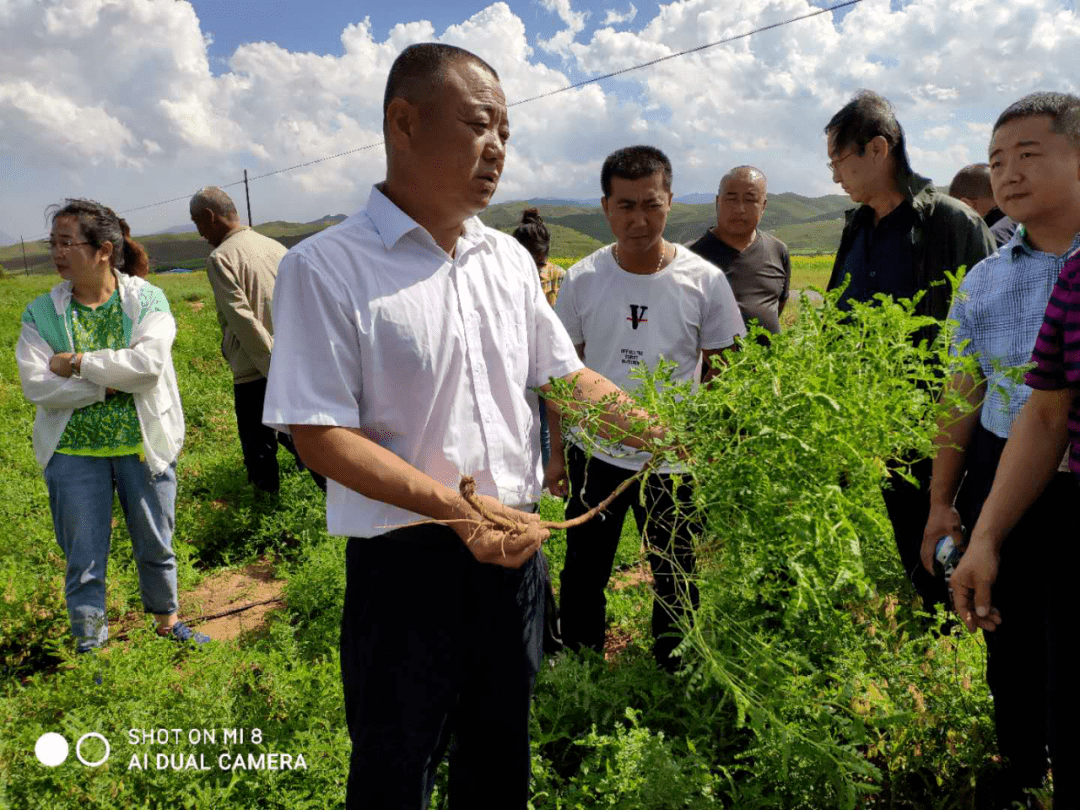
left=83, top=0, right=864, bottom=223
left=510, top=0, right=864, bottom=107
left=246, top=141, right=385, bottom=183
left=115, top=142, right=387, bottom=218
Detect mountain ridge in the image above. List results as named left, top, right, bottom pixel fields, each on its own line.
left=2, top=194, right=853, bottom=274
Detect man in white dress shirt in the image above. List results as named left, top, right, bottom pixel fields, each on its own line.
left=264, top=44, right=673, bottom=809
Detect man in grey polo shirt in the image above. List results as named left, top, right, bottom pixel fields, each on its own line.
left=688, top=165, right=791, bottom=335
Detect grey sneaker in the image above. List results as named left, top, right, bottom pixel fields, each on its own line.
left=163, top=621, right=210, bottom=645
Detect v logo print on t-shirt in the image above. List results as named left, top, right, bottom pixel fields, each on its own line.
left=627, top=304, right=648, bottom=330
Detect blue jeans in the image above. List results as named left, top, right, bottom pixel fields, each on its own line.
left=44, top=453, right=178, bottom=652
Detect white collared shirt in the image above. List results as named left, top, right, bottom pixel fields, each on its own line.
left=264, top=185, right=584, bottom=538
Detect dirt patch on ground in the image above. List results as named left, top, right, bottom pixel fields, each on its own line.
left=611, top=563, right=652, bottom=591
left=182, top=558, right=285, bottom=642
left=604, top=626, right=635, bottom=661
left=112, top=558, right=286, bottom=644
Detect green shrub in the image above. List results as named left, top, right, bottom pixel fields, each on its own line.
left=564, top=709, right=722, bottom=808
left=541, top=280, right=998, bottom=806
left=0, top=272, right=1008, bottom=808
left=280, top=536, right=347, bottom=660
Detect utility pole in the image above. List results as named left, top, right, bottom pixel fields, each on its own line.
left=244, top=170, right=253, bottom=227
left=20, top=236, right=28, bottom=275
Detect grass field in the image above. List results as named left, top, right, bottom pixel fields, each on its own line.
left=0, top=270, right=654, bottom=809
left=788, top=254, right=833, bottom=290
left=0, top=265, right=1007, bottom=809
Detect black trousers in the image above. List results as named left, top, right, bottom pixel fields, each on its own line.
left=881, top=455, right=952, bottom=613
left=341, top=527, right=544, bottom=810
left=233, top=377, right=325, bottom=493
left=560, top=444, right=700, bottom=672
left=961, top=423, right=1079, bottom=806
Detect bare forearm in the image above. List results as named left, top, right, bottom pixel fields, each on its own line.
left=930, top=372, right=984, bottom=506
left=290, top=425, right=466, bottom=524
left=700, top=346, right=733, bottom=387
left=929, top=406, right=980, bottom=507
left=970, top=389, right=1072, bottom=551
left=542, top=368, right=662, bottom=450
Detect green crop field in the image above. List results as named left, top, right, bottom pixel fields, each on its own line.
left=0, top=271, right=1018, bottom=809
left=789, top=254, right=833, bottom=290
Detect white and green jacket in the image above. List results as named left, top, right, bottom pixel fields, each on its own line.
left=16, top=270, right=184, bottom=474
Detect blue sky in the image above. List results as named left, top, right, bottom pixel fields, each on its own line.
left=194, top=0, right=519, bottom=67
left=191, top=0, right=860, bottom=95
left=2, top=0, right=1078, bottom=241
left=188, top=0, right=870, bottom=60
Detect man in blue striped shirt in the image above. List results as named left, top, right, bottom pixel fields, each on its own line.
left=923, top=91, right=1080, bottom=807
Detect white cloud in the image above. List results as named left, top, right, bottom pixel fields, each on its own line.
left=603, top=4, right=637, bottom=26
left=1, top=0, right=1079, bottom=240
left=0, top=81, right=138, bottom=167
left=538, top=0, right=589, bottom=54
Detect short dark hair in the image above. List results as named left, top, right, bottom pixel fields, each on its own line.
left=992, top=91, right=1080, bottom=149
left=383, top=43, right=499, bottom=124
left=47, top=198, right=149, bottom=278
left=601, top=145, right=673, bottom=198
left=511, top=208, right=550, bottom=267
left=825, top=90, right=913, bottom=184
left=949, top=163, right=993, bottom=199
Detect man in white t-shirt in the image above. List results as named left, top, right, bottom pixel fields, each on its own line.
left=263, top=46, right=677, bottom=809
left=548, top=145, right=745, bottom=671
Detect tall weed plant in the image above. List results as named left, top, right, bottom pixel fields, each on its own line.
left=543, top=281, right=998, bottom=807
left=0, top=271, right=1003, bottom=808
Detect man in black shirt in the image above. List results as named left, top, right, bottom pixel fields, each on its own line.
left=688, top=166, right=791, bottom=334
left=949, top=162, right=1017, bottom=247
left=825, top=91, right=995, bottom=618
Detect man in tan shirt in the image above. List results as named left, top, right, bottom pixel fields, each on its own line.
left=190, top=187, right=324, bottom=494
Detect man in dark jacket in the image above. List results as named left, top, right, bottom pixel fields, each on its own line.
left=949, top=162, right=1017, bottom=247
left=824, top=90, right=996, bottom=617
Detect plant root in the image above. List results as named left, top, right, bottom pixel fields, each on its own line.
left=458, top=452, right=660, bottom=532
left=381, top=455, right=663, bottom=552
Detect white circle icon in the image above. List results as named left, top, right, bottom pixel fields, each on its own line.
left=75, top=732, right=110, bottom=767
left=34, top=733, right=69, bottom=767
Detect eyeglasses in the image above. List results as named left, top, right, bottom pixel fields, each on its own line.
left=47, top=239, right=92, bottom=254
left=826, top=152, right=856, bottom=174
